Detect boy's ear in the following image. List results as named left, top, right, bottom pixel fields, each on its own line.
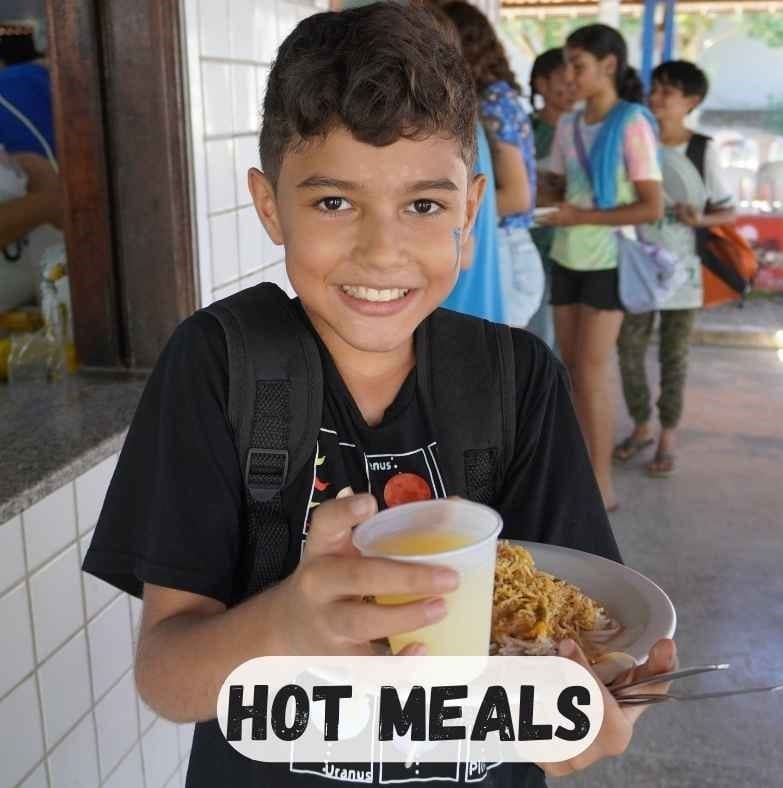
left=248, top=168, right=284, bottom=245
left=456, top=173, right=486, bottom=272
left=463, top=172, right=487, bottom=239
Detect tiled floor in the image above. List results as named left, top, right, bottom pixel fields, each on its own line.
left=559, top=345, right=783, bottom=787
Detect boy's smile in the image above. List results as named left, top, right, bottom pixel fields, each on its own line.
left=249, top=126, right=484, bottom=372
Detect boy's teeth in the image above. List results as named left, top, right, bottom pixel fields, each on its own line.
left=341, top=285, right=409, bottom=302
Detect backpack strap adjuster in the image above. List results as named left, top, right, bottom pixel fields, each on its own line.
left=245, top=448, right=289, bottom=503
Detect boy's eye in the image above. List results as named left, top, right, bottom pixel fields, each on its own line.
left=317, top=197, right=350, bottom=212
left=408, top=199, right=442, bottom=216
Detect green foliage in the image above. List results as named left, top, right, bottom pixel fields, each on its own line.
left=744, top=12, right=783, bottom=49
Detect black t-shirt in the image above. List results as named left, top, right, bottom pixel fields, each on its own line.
left=83, top=302, right=620, bottom=788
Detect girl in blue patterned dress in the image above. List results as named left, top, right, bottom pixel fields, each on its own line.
left=442, top=2, right=544, bottom=328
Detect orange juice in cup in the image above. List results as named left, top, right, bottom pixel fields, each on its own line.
left=352, top=499, right=502, bottom=656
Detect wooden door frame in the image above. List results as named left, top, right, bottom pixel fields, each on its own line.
left=46, top=0, right=196, bottom=370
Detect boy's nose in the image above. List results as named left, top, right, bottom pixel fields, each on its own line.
left=354, top=215, right=407, bottom=271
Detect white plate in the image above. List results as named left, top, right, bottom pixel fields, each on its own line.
left=508, top=540, right=676, bottom=664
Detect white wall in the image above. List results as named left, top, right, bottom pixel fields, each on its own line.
left=184, top=0, right=333, bottom=308
left=0, top=455, right=194, bottom=788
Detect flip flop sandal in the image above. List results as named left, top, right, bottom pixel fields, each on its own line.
left=612, top=435, right=655, bottom=463
left=647, top=452, right=675, bottom=478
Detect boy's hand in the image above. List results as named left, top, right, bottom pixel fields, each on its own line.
left=537, top=637, right=677, bottom=777
left=268, top=493, right=459, bottom=656
left=674, top=203, right=702, bottom=227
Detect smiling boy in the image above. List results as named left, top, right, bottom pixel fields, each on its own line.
left=83, top=4, right=674, bottom=787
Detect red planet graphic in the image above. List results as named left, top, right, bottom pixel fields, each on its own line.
left=383, top=473, right=432, bottom=508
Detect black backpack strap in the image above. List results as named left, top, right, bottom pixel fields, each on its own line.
left=418, top=309, right=516, bottom=504
left=685, top=133, right=711, bottom=180
left=203, top=283, right=322, bottom=599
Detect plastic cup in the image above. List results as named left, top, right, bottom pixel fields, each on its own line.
left=352, top=499, right=502, bottom=656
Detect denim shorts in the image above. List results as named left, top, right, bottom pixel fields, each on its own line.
left=498, top=226, right=544, bottom=327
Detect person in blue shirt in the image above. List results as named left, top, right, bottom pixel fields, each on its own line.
left=442, top=123, right=504, bottom=323
left=425, top=4, right=503, bottom=324
left=0, top=27, right=55, bottom=158
left=0, top=29, right=61, bottom=309
left=443, top=2, right=544, bottom=329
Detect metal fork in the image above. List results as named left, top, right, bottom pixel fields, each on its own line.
left=609, top=663, right=731, bottom=696
left=615, top=684, right=783, bottom=706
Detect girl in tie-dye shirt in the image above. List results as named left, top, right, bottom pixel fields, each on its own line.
left=537, top=24, right=664, bottom=513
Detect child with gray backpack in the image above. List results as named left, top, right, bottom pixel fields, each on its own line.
left=614, top=60, right=735, bottom=476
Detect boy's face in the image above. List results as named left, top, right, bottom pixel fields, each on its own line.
left=648, top=80, right=700, bottom=122
left=249, top=126, right=485, bottom=364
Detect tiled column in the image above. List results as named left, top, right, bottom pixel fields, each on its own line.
left=0, top=454, right=194, bottom=788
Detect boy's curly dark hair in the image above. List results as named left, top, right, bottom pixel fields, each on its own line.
left=259, top=2, right=478, bottom=187
left=440, top=1, right=521, bottom=95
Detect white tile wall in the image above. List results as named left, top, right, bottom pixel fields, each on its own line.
left=30, top=545, right=84, bottom=662
left=209, top=212, right=241, bottom=287
left=0, top=677, right=45, bottom=788
left=94, top=672, right=138, bottom=780
left=103, top=745, right=144, bottom=788
left=38, top=631, right=92, bottom=748
left=202, top=62, right=234, bottom=137
left=237, top=205, right=265, bottom=276
left=276, top=1, right=302, bottom=47
left=229, top=0, right=256, bottom=61
left=199, top=0, right=231, bottom=59
left=177, top=722, right=195, bottom=763
left=0, top=515, right=24, bottom=593
left=129, top=597, right=143, bottom=646
left=255, top=6, right=278, bottom=64
left=0, top=582, right=35, bottom=698
left=47, top=712, right=99, bottom=788
left=74, top=455, right=117, bottom=536
left=18, top=764, right=48, bottom=788
left=87, top=596, right=134, bottom=701
left=22, top=485, right=78, bottom=573
left=137, top=693, right=158, bottom=735
left=141, top=718, right=180, bottom=788
left=233, top=135, right=258, bottom=206
left=79, top=528, right=121, bottom=621
left=1, top=450, right=195, bottom=786
left=206, top=138, right=237, bottom=214
left=187, top=0, right=321, bottom=307
left=231, top=64, right=258, bottom=134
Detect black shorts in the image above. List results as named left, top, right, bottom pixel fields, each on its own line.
left=550, top=262, right=622, bottom=311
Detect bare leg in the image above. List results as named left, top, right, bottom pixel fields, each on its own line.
left=571, top=306, right=625, bottom=510
left=553, top=304, right=581, bottom=383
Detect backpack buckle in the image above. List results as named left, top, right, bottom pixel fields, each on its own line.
left=245, top=448, right=289, bottom=503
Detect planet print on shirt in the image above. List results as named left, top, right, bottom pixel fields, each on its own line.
left=383, top=472, right=432, bottom=507
left=364, top=447, right=444, bottom=511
